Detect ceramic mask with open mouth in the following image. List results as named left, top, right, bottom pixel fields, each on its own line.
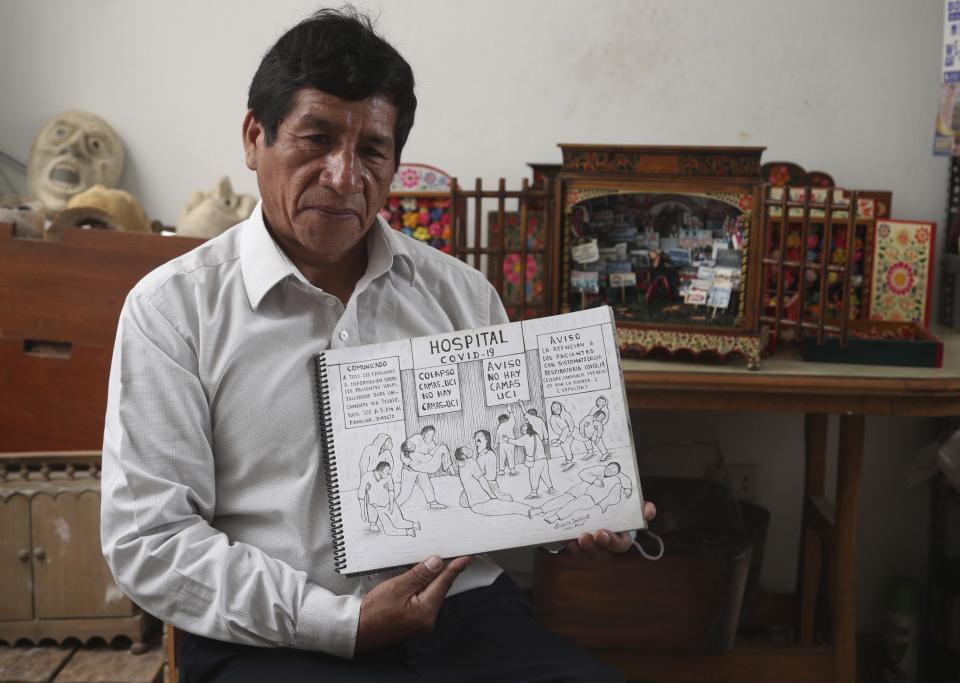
left=26, top=110, right=125, bottom=213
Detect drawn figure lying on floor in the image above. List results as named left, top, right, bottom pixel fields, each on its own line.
left=358, top=462, right=420, bottom=536
left=454, top=446, right=533, bottom=517
left=397, top=425, right=451, bottom=510
left=530, top=462, right=632, bottom=524
left=359, top=433, right=394, bottom=479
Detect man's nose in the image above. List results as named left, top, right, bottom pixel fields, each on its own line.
left=321, top=146, right=363, bottom=195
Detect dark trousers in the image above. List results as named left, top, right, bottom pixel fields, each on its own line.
left=177, top=573, right=621, bottom=682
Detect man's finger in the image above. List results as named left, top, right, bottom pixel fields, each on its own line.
left=595, top=529, right=632, bottom=554
left=402, top=555, right=446, bottom=594
left=643, top=501, right=657, bottom=522
left=415, top=555, right=472, bottom=607
left=574, top=530, right=613, bottom=560
left=572, top=531, right=599, bottom=556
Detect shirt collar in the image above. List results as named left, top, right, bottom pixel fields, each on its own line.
left=370, top=213, right=417, bottom=287
left=239, top=202, right=297, bottom=310
left=239, top=203, right=417, bottom=310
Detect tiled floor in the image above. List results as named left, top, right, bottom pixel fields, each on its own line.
left=0, top=643, right=163, bottom=683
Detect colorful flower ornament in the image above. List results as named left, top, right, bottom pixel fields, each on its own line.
left=885, top=262, right=914, bottom=296
left=383, top=164, right=455, bottom=253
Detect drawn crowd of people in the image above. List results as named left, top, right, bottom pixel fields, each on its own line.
left=356, top=395, right=627, bottom=535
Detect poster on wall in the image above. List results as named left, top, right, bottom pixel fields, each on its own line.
left=935, top=1, right=960, bottom=155
left=944, top=1, right=960, bottom=84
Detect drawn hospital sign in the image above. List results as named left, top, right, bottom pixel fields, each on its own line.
left=413, top=364, right=463, bottom=417
left=483, top=353, right=531, bottom=406
left=410, top=322, right=527, bottom=416
left=339, top=356, right=405, bottom=429
left=536, top=324, right=612, bottom=398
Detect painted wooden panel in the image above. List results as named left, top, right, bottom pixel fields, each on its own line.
left=31, top=491, right=133, bottom=619
left=0, top=494, right=34, bottom=621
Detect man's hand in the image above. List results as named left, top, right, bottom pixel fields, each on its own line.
left=355, top=555, right=472, bottom=652
left=564, top=501, right=657, bottom=560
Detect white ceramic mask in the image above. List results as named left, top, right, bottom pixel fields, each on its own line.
left=26, top=110, right=125, bottom=213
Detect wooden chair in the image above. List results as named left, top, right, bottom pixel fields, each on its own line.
left=165, top=624, right=181, bottom=683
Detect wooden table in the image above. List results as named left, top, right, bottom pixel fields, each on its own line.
left=598, top=327, right=960, bottom=683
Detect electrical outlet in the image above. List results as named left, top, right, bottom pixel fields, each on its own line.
left=727, top=463, right=760, bottom=501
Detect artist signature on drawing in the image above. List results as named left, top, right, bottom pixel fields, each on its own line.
left=553, top=512, right=590, bottom=532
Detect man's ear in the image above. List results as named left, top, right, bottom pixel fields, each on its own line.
left=242, top=110, right=263, bottom=171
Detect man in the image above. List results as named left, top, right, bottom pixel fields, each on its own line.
left=473, top=428, right=509, bottom=501
left=396, top=436, right=447, bottom=510
left=548, top=400, right=576, bottom=471
left=404, top=425, right=452, bottom=474
left=101, top=8, right=653, bottom=682
left=530, top=462, right=633, bottom=524
left=358, top=461, right=419, bottom=536
left=504, top=421, right=555, bottom=499
left=521, top=403, right=549, bottom=457
left=495, top=412, right=519, bottom=475
left=453, top=446, right=531, bottom=517
left=579, top=409, right=610, bottom=461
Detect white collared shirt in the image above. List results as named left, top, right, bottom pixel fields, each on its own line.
left=100, top=204, right=507, bottom=658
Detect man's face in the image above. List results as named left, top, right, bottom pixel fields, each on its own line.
left=423, top=429, right=435, bottom=443
left=243, top=88, right=397, bottom=263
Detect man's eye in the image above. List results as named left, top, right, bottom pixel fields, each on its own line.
left=307, top=135, right=331, bottom=145
left=361, top=147, right=387, bottom=160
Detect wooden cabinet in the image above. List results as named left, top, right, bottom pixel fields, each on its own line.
left=0, top=453, right=149, bottom=649
left=0, top=494, right=32, bottom=621
left=0, top=224, right=202, bottom=452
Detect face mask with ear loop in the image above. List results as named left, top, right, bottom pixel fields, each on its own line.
left=632, top=528, right=664, bottom=560
left=543, top=528, right=664, bottom=560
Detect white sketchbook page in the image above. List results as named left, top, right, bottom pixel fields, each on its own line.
left=319, top=307, right=646, bottom=575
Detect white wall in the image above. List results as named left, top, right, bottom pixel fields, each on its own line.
left=0, top=0, right=946, bottom=631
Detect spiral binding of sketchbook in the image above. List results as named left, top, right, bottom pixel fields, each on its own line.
left=314, top=353, right=348, bottom=572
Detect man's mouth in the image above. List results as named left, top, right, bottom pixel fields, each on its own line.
left=307, top=205, right=361, bottom=220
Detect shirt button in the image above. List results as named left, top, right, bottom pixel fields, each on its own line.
left=326, top=298, right=337, bottom=308
left=339, top=330, right=349, bottom=341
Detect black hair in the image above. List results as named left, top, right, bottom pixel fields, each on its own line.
left=454, top=446, right=468, bottom=462
left=474, top=429, right=492, bottom=451
left=247, top=5, right=416, bottom=163
left=374, top=460, right=391, bottom=472
left=421, top=425, right=436, bottom=436
left=497, top=414, right=509, bottom=423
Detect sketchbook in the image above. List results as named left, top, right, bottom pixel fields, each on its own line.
left=313, top=306, right=647, bottom=575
